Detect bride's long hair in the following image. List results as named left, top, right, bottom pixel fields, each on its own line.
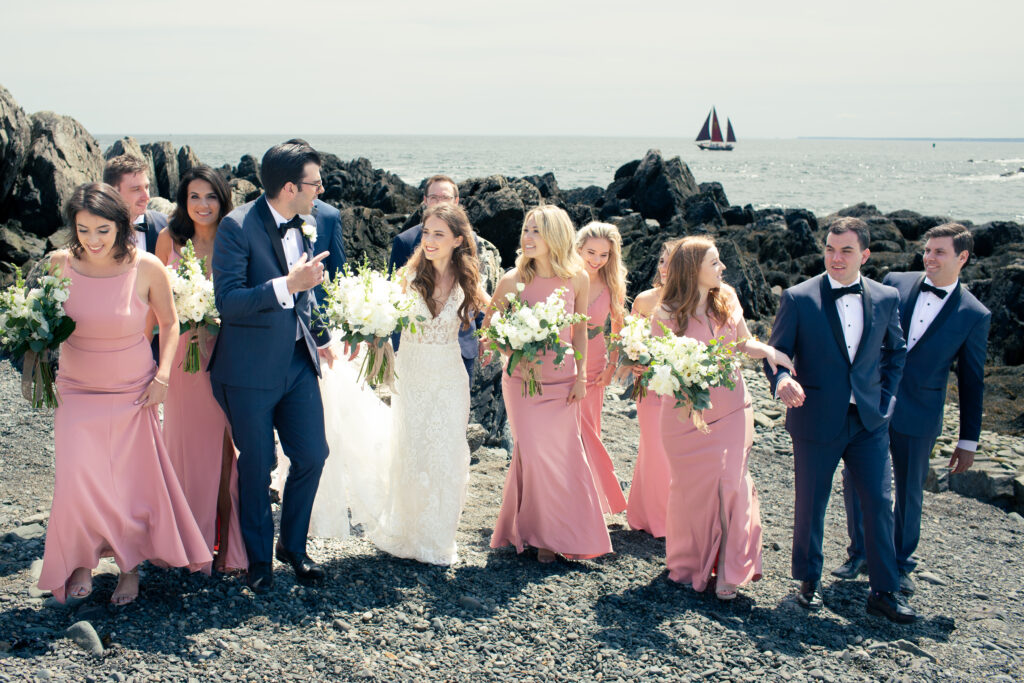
left=659, top=235, right=735, bottom=333
left=406, top=203, right=486, bottom=330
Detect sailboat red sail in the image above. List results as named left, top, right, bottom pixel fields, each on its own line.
left=695, top=107, right=735, bottom=151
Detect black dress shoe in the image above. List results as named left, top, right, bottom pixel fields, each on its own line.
left=246, top=562, right=274, bottom=594
left=898, top=571, right=916, bottom=596
left=796, top=580, right=823, bottom=611
left=830, top=557, right=868, bottom=580
left=867, top=590, right=917, bottom=624
left=275, top=544, right=325, bottom=585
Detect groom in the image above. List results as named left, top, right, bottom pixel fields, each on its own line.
left=210, top=141, right=336, bottom=592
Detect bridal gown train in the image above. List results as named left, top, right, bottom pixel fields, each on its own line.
left=278, top=286, right=472, bottom=565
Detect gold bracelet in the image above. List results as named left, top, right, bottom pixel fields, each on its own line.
left=152, top=376, right=169, bottom=388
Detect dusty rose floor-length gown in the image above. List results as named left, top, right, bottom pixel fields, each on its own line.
left=580, top=286, right=627, bottom=514
left=39, top=256, right=212, bottom=602
left=655, top=304, right=763, bottom=591
left=490, top=276, right=612, bottom=559
left=162, top=249, right=247, bottom=572
left=626, top=389, right=670, bottom=538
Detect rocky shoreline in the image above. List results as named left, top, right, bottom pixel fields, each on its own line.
left=2, top=360, right=1023, bottom=682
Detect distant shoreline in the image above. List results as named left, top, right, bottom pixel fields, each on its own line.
left=799, top=136, right=1024, bottom=143
left=91, top=133, right=1024, bottom=143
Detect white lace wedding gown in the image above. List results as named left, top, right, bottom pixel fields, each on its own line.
left=277, top=286, right=471, bottom=565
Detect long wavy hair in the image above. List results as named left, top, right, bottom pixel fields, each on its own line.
left=406, top=203, right=486, bottom=330
left=168, top=165, right=233, bottom=246
left=652, top=238, right=682, bottom=288
left=64, top=182, right=135, bottom=263
left=575, top=221, right=627, bottom=324
left=659, top=235, right=735, bottom=333
left=514, top=205, right=583, bottom=284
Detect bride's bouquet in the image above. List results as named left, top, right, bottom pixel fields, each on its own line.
left=168, top=240, right=219, bottom=373
left=318, top=260, right=420, bottom=388
left=638, top=324, right=739, bottom=432
left=609, top=314, right=656, bottom=400
left=0, top=267, right=76, bottom=409
left=479, top=283, right=588, bottom=397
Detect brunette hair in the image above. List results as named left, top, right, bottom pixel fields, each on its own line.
left=924, top=222, right=973, bottom=256
left=64, top=183, right=135, bottom=263
left=827, top=216, right=870, bottom=250
left=575, top=222, right=628, bottom=324
left=514, top=205, right=583, bottom=284
left=260, top=141, right=321, bottom=199
left=651, top=238, right=681, bottom=288
left=102, top=154, right=149, bottom=188
left=659, top=235, right=735, bottom=333
left=168, top=166, right=233, bottom=246
left=423, top=174, right=459, bottom=201
left=406, top=203, right=486, bottom=330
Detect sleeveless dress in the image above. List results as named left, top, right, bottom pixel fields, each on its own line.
left=38, top=256, right=212, bottom=602
left=163, top=248, right=247, bottom=572
left=655, top=302, right=763, bottom=591
left=490, top=276, right=612, bottom=559
left=580, top=286, right=627, bottom=514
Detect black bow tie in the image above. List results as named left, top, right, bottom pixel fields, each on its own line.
left=278, top=215, right=303, bottom=238
left=134, top=221, right=147, bottom=232
left=920, top=282, right=948, bottom=299
left=830, top=282, right=862, bottom=300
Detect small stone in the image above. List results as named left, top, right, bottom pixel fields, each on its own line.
left=895, top=639, right=937, bottom=663
left=458, top=595, right=484, bottom=611
left=332, top=618, right=353, bottom=631
left=1007, top=512, right=1024, bottom=526
left=916, top=571, right=948, bottom=586
left=4, top=523, right=45, bottom=542
left=753, top=412, right=775, bottom=428
left=681, top=624, right=701, bottom=639
left=33, top=669, right=52, bottom=681
left=66, top=621, right=104, bottom=656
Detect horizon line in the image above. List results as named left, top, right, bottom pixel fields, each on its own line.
left=90, top=133, right=1024, bottom=142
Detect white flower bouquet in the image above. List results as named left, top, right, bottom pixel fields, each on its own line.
left=318, top=260, right=420, bottom=388
left=168, top=240, right=219, bottom=373
left=0, top=267, right=76, bottom=409
left=639, top=323, right=739, bottom=432
left=609, top=313, right=656, bottom=400
left=479, top=283, right=588, bottom=397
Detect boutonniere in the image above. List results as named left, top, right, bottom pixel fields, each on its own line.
left=301, top=222, right=317, bottom=242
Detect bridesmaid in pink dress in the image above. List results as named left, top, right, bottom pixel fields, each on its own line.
left=575, top=222, right=628, bottom=514
left=488, top=205, right=612, bottom=562
left=39, top=183, right=212, bottom=605
left=654, top=236, right=793, bottom=599
left=155, top=166, right=247, bottom=573
left=625, top=240, right=678, bottom=538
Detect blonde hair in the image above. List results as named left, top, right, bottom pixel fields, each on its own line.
left=515, top=205, right=583, bottom=283
left=576, top=221, right=627, bottom=324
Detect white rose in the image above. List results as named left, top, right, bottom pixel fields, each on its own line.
left=648, top=364, right=680, bottom=397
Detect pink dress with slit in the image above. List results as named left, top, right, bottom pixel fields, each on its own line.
left=490, top=275, right=612, bottom=559
left=579, top=286, right=627, bottom=514
left=38, top=256, right=212, bottom=602
left=655, top=302, right=763, bottom=591
left=162, top=248, right=247, bottom=572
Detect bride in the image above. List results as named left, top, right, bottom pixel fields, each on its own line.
left=280, top=203, right=489, bottom=566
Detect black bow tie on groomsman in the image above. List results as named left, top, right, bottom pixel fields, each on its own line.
left=830, top=281, right=862, bottom=300
left=278, top=215, right=304, bottom=238
left=134, top=220, right=147, bottom=232
left=920, top=282, right=949, bottom=299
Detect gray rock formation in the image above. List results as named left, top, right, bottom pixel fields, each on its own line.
left=0, top=84, right=31, bottom=205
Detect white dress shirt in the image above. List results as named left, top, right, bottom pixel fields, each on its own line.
left=131, top=215, right=147, bottom=253
left=905, top=278, right=975, bottom=451
left=827, top=274, right=864, bottom=404
left=266, top=203, right=307, bottom=342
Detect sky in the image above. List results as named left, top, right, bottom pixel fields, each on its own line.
left=1, top=0, right=1021, bottom=138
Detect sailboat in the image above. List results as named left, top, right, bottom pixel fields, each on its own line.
left=695, top=107, right=736, bottom=151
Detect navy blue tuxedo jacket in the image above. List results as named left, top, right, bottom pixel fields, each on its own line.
left=883, top=271, right=990, bottom=441
left=765, top=274, right=907, bottom=442
left=311, top=199, right=346, bottom=306
left=209, top=195, right=330, bottom=389
left=141, top=210, right=167, bottom=254
left=387, top=223, right=481, bottom=360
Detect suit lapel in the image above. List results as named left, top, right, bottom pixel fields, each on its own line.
left=901, top=274, right=925, bottom=335
left=914, top=282, right=963, bottom=351
left=257, top=196, right=289, bottom=275
left=819, top=276, right=851, bottom=366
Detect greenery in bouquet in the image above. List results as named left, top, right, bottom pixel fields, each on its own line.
left=609, top=313, right=656, bottom=400
left=479, top=283, right=588, bottom=397
left=0, top=267, right=76, bottom=409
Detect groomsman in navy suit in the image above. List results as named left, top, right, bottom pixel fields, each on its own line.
left=103, top=154, right=166, bottom=254
left=833, top=223, right=990, bottom=596
left=765, top=217, right=916, bottom=623
left=388, top=174, right=482, bottom=379
left=209, top=141, right=336, bottom=593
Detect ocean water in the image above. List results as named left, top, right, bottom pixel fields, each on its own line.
left=95, top=135, right=1024, bottom=224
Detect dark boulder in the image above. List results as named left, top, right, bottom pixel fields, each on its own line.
left=682, top=191, right=725, bottom=228
left=177, top=145, right=201, bottom=176
left=886, top=209, right=944, bottom=241
left=604, top=149, right=699, bottom=226
left=971, top=262, right=1024, bottom=366
left=5, top=112, right=104, bottom=236
left=338, top=206, right=400, bottom=269
left=564, top=185, right=604, bottom=206
left=228, top=178, right=261, bottom=209
left=319, top=155, right=419, bottom=214
left=0, top=84, right=31, bottom=205
left=459, top=175, right=539, bottom=266
left=971, top=221, right=1024, bottom=258
left=698, top=182, right=730, bottom=209
left=723, top=204, right=754, bottom=226
left=522, top=172, right=561, bottom=200
left=835, top=202, right=883, bottom=219
left=142, top=141, right=180, bottom=199
left=470, top=354, right=507, bottom=446
left=0, top=221, right=45, bottom=265
left=716, top=237, right=776, bottom=320
left=234, top=154, right=261, bottom=187
left=784, top=208, right=819, bottom=233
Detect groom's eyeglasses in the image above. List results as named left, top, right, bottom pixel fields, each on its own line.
left=300, top=180, right=324, bottom=190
